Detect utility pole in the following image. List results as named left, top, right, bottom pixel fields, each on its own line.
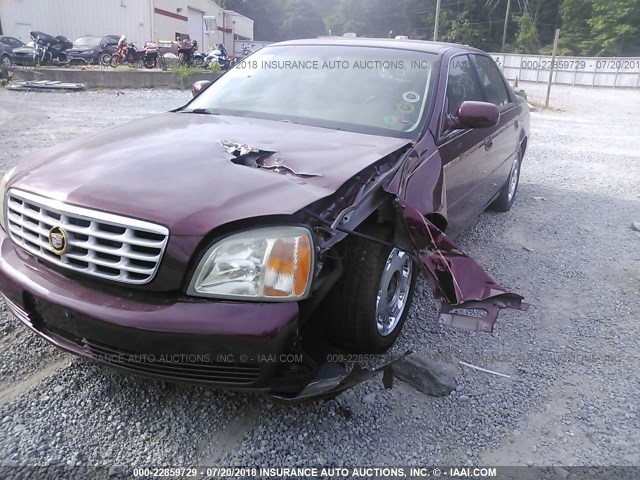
left=545, top=28, right=560, bottom=108
left=501, top=0, right=511, bottom=52
left=433, top=0, right=441, bottom=41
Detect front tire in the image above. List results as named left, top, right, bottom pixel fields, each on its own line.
left=325, top=226, right=416, bottom=353
left=143, top=57, right=157, bottom=69
left=109, top=54, right=123, bottom=68
left=99, top=53, right=112, bottom=66
left=1, top=54, right=11, bottom=68
left=490, top=150, right=522, bottom=212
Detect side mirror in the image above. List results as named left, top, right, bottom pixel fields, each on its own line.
left=191, top=80, right=211, bottom=97
left=446, top=101, right=499, bottom=130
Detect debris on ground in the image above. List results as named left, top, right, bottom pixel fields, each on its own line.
left=6, top=80, right=85, bottom=92
left=459, top=361, right=511, bottom=379
left=393, top=354, right=457, bottom=396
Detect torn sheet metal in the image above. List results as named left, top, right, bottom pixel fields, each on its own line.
left=395, top=199, right=529, bottom=333
left=7, top=80, right=86, bottom=92
left=219, top=139, right=258, bottom=157
left=220, top=139, right=320, bottom=178
left=268, top=351, right=410, bottom=404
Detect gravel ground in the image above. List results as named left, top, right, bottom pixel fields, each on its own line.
left=0, top=83, right=639, bottom=469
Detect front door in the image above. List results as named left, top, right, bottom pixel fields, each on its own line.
left=438, top=54, right=492, bottom=235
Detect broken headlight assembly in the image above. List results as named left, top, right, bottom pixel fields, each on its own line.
left=187, top=226, right=314, bottom=301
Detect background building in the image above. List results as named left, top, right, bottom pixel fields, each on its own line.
left=0, top=0, right=253, bottom=52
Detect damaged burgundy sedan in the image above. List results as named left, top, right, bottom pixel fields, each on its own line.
left=0, top=38, right=529, bottom=402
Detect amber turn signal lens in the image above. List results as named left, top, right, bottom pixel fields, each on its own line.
left=264, top=234, right=312, bottom=298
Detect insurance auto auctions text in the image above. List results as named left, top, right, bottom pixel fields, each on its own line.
left=235, top=60, right=432, bottom=70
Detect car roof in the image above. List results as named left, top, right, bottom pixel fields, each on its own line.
left=267, top=37, right=484, bottom=56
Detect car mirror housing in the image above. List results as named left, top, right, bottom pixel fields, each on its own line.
left=191, top=80, right=211, bottom=97
left=447, top=101, right=500, bottom=130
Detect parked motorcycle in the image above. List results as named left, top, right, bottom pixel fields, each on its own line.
left=177, top=39, right=199, bottom=67
left=109, top=35, right=158, bottom=69
left=204, top=43, right=230, bottom=70
left=193, top=53, right=206, bottom=67
left=31, top=31, right=73, bottom=66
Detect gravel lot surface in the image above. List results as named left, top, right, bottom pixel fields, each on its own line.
left=0, top=83, right=638, bottom=470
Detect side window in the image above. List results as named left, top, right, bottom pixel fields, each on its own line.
left=473, top=55, right=510, bottom=107
left=445, top=54, right=484, bottom=116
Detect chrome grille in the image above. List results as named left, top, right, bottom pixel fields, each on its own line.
left=6, top=189, right=169, bottom=285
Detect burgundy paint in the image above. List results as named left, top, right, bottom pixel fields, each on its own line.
left=8, top=113, right=410, bottom=237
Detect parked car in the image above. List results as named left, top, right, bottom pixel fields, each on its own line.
left=0, top=38, right=529, bottom=402
left=0, top=36, right=33, bottom=66
left=66, top=35, right=120, bottom=65
left=0, top=42, right=14, bottom=68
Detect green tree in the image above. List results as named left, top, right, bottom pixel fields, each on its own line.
left=216, top=0, right=640, bottom=57
left=221, top=0, right=285, bottom=40
left=514, top=12, right=538, bottom=53
left=280, top=0, right=327, bottom=39
left=557, top=0, right=592, bottom=55
left=588, top=0, right=640, bottom=55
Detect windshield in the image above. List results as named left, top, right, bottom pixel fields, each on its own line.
left=183, top=45, right=437, bottom=138
left=73, top=37, right=100, bottom=48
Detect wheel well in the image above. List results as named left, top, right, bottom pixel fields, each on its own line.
left=426, top=212, right=448, bottom=232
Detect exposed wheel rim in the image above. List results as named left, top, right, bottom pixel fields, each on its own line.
left=375, top=248, right=412, bottom=336
left=507, top=156, right=520, bottom=202
left=1, top=56, right=10, bottom=67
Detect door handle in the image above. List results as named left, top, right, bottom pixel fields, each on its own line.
left=484, top=138, right=493, bottom=151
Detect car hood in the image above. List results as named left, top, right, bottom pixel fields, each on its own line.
left=11, top=113, right=411, bottom=236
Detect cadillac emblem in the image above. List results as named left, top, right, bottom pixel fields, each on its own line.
left=48, top=226, right=68, bottom=255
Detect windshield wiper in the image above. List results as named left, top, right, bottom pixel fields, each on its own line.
left=181, top=108, right=219, bottom=115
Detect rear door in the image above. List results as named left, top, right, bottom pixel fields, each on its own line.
left=437, top=54, right=493, bottom=235
left=470, top=54, right=521, bottom=201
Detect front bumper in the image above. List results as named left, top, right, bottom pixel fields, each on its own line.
left=0, top=228, right=302, bottom=391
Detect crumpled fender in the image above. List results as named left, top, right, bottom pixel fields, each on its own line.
left=393, top=198, right=529, bottom=333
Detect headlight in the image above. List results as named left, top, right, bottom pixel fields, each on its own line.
left=188, top=226, right=314, bottom=301
left=85, top=50, right=95, bottom=55
left=0, top=167, right=16, bottom=231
